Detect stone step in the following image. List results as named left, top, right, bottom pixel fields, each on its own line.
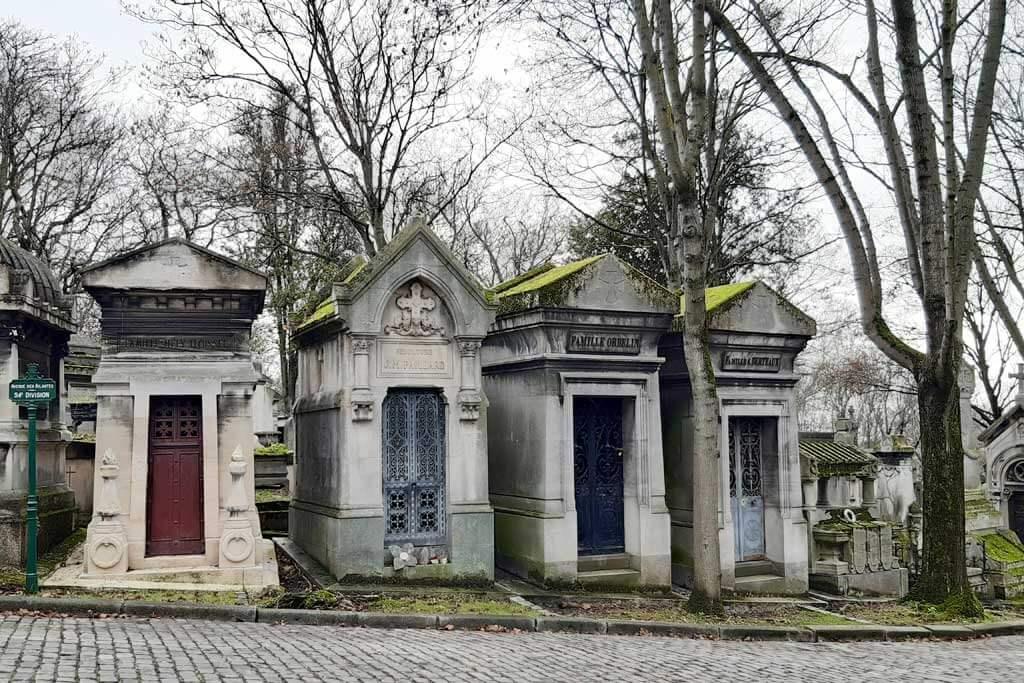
left=576, top=568, right=641, bottom=587
left=734, top=573, right=790, bottom=594
left=577, top=553, right=631, bottom=573
left=735, top=560, right=774, bottom=578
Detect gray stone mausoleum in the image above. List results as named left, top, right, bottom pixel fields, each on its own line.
left=291, top=223, right=495, bottom=579
left=0, top=238, right=76, bottom=565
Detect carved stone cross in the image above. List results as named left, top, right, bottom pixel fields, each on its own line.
left=1012, top=363, right=1024, bottom=398
left=385, top=281, right=445, bottom=336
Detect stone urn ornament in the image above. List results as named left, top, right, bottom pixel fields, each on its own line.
left=84, top=449, right=129, bottom=574
left=218, top=445, right=258, bottom=568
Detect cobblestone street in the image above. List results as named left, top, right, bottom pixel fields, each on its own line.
left=0, top=615, right=1022, bottom=682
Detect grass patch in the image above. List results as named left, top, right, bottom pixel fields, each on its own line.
left=538, top=596, right=854, bottom=625
left=1, top=528, right=88, bottom=591
left=255, top=488, right=290, bottom=504
left=370, top=595, right=536, bottom=616
left=39, top=588, right=242, bottom=605
left=840, top=600, right=1007, bottom=625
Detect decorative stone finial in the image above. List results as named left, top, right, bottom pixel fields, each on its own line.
left=226, top=445, right=249, bottom=514
left=1012, top=362, right=1024, bottom=399
left=95, top=449, right=121, bottom=519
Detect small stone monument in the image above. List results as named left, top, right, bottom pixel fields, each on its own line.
left=219, top=445, right=256, bottom=567
left=84, top=449, right=128, bottom=573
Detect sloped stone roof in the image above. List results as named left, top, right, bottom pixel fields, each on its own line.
left=800, top=437, right=877, bottom=477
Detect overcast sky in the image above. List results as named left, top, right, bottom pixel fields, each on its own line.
left=2, top=0, right=151, bottom=63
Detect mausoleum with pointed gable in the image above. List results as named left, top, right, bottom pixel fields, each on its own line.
left=659, top=280, right=816, bottom=593
left=76, top=239, right=276, bottom=587
left=291, top=221, right=496, bottom=580
left=482, top=254, right=678, bottom=587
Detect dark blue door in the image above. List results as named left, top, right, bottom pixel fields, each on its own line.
left=574, top=396, right=624, bottom=555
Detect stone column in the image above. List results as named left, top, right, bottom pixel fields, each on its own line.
left=456, top=339, right=482, bottom=421
left=350, top=335, right=374, bottom=421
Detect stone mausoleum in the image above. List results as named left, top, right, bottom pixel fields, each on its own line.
left=482, top=255, right=676, bottom=587
left=76, top=239, right=276, bottom=587
left=291, top=222, right=495, bottom=580
left=0, top=237, right=77, bottom=565
left=659, top=281, right=815, bottom=593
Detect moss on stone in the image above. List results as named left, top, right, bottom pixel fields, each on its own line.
left=976, top=530, right=1024, bottom=564
left=496, top=255, right=604, bottom=298
left=489, top=262, right=557, bottom=295
left=254, top=443, right=293, bottom=457
left=297, top=298, right=336, bottom=330
left=679, top=281, right=756, bottom=315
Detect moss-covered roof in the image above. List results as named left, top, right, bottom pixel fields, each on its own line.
left=488, top=263, right=557, bottom=295
left=296, top=298, right=337, bottom=331
left=679, top=281, right=757, bottom=314
left=494, top=255, right=604, bottom=298
left=800, top=438, right=876, bottom=467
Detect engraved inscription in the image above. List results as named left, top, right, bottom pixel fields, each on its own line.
left=721, top=351, right=782, bottom=372
left=567, top=330, right=641, bottom=355
left=379, top=341, right=451, bottom=376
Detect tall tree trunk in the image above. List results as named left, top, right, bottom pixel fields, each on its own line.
left=915, top=360, right=978, bottom=614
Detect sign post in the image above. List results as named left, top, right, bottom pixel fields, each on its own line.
left=9, top=363, right=56, bottom=593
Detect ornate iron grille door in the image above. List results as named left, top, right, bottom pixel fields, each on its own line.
left=383, top=390, right=446, bottom=546
left=574, top=396, right=625, bottom=555
left=729, top=417, right=765, bottom=561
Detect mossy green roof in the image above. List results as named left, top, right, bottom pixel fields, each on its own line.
left=679, top=281, right=757, bottom=314
left=494, top=255, right=604, bottom=298
left=489, top=263, right=557, bottom=296
left=297, top=298, right=336, bottom=330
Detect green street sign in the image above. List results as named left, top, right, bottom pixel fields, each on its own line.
left=9, top=373, right=56, bottom=405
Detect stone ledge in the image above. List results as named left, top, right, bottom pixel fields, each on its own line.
left=719, top=624, right=811, bottom=642
left=437, top=614, right=536, bottom=631
left=808, top=625, right=888, bottom=641
left=0, top=596, right=123, bottom=616
left=358, top=613, right=439, bottom=629
left=966, top=621, right=1024, bottom=636
left=257, top=608, right=360, bottom=626
left=606, top=620, right=718, bottom=638
left=883, top=626, right=932, bottom=641
left=121, top=602, right=256, bottom=622
left=536, top=616, right=607, bottom=634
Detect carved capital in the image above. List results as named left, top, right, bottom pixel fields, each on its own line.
left=351, top=336, right=374, bottom=354
left=458, top=389, right=482, bottom=421
left=458, top=340, right=482, bottom=357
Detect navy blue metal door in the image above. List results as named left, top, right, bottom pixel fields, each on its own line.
left=383, top=390, right=446, bottom=547
left=574, top=396, right=624, bottom=555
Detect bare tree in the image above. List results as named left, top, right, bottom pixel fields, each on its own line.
left=705, top=0, right=1007, bottom=612
left=631, top=0, right=722, bottom=613
left=133, top=0, right=509, bottom=254
left=0, top=20, right=128, bottom=292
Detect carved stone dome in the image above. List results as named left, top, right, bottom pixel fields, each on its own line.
left=0, top=236, right=63, bottom=305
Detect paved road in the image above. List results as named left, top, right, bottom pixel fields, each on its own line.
left=1, top=615, right=1022, bottom=682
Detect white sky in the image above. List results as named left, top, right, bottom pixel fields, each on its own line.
left=2, top=0, right=149, bottom=65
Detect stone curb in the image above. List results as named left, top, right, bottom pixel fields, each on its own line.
left=437, top=614, right=537, bottom=632
left=2, top=596, right=1024, bottom=642
left=0, top=596, right=123, bottom=617
left=719, top=624, right=812, bottom=642
left=121, top=602, right=257, bottom=622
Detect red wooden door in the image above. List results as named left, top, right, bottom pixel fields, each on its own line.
left=146, top=396, right=205, bottom=556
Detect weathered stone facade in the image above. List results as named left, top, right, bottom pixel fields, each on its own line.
left=77, top=239, right=276, bottom=587
left=482, top=255, right=675, bottom=587
left=0, top=237, right=76, bottom=566
left=660, top=282, right=815, bottom=594
left=291, top=222, right=495, bottom=580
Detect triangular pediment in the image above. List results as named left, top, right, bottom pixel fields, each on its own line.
left=493, top=254, right=677, bottom=315
left=81, top=238, right=267, bottom=293
left=705, top=281, right=816, bottom=337
left=334, top=220, right=491, bottom=311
